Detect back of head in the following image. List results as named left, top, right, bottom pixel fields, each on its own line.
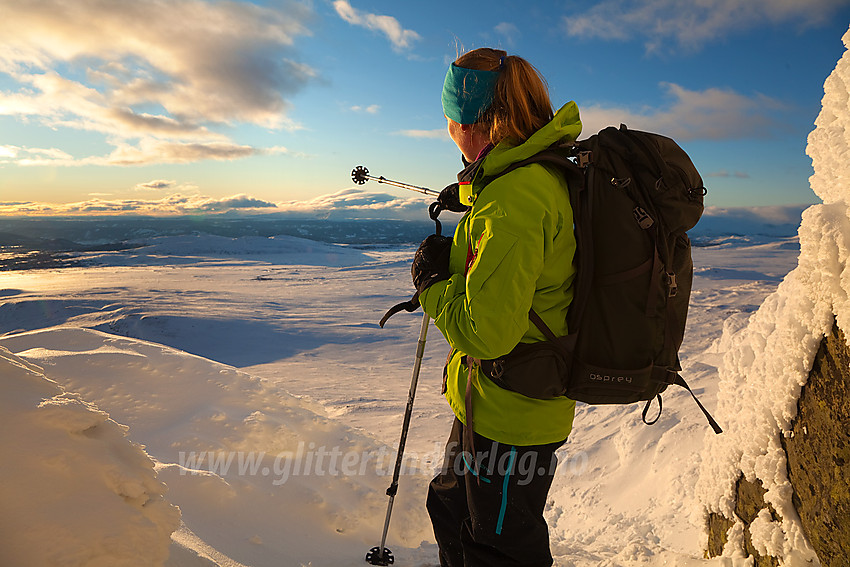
left=455, top=48, right=554, bottom=146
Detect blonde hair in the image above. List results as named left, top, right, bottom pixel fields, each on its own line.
left=454, top=48, right=554, bottom=145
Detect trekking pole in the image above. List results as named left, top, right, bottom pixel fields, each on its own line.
left=366, top=312, right=430, bottom=566
left=352, top=165, right=440, bottom=198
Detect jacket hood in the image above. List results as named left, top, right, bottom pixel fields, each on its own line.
left=456, top=101, right=581, bottom=197
left=483, top=101, right=582, bottom=177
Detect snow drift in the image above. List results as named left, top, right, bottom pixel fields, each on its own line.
left=0, top=345, right=181, bottom=566
left=0, top=327, right=435, bottom=566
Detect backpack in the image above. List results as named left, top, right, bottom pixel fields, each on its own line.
left=478, top=124, right=723, bottom=434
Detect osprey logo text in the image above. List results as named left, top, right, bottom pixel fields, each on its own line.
left=589, top=373, right=633, bottom=384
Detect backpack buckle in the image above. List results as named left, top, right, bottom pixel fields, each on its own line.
left=666, top=272, right=678, bottom=297
left=577, top=151, right=592, bottom=168
left=633, top=206, right=654, bottom=229
left=490, top=358, right=505, bottom=379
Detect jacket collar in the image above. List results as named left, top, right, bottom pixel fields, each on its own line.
left=455, top=101, right=582, bottom=205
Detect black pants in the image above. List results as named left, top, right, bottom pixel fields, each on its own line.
left=426, top=418, right=566, bottom=567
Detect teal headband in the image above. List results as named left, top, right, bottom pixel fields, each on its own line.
left=441, top=63, right=500, bottom=125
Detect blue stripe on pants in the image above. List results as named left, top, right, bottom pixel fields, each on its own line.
left=495, top=446, right=516, bottom=535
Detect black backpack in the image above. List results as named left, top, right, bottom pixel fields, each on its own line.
left=480, top=124, right=722, bottom=433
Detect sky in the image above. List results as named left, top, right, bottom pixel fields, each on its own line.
left=0, top=0, right=849, bottom=217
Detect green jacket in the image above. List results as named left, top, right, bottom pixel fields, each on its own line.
left=420, top=102, right=581, bottom=446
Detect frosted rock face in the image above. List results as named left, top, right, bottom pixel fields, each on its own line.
left=698, top=24, right=850, bottom=565
left=781, top=323, right=850, bottom=564
left=807, top=27, right=850, bottom=204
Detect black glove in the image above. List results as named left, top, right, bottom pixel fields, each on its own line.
left=428, top=184, right=469, bottom=237
left=435, top=183, right=470, bottom=213
left=411, top=234, right=452, bottom=294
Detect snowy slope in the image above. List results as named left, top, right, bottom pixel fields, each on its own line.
left=0, top=346, right=180, bottom=566
left=0, top=326, right=435, bottom=567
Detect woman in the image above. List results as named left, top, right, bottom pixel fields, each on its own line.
left=411, top=48, right=581, bottom=566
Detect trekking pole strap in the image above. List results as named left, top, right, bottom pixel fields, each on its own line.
left=379, top=293, right=421, bottom=327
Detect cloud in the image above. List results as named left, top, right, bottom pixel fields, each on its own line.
left=395, top=129, right=449, bottom=140
left=195, top=195, right=278, bottom=212
left=707, top=171, right=751, bottom=178
left=102, top=141, right=267, bottom=166
left=5, top=140, right=289, bottom=167
left=350, top=104, right=381, bottom=114
left=333, top=1, right=421, bottom=51
left=702, top=205, right=807, bottom=225
left=276, top=188, right=430, bottom=219
left=0, top=193, right=280, bottom=216
left=494, top=22, right=520, bottom=46
left=135, top=180, right=177, bottom=191
left=0, top=188, right=432, bottom=219
left=563, top=0, right=845, bottom=52
left=2, top=146, right=74, bottom=165
left=0, top=145, right=19, bottom=159
left=0, top=0, right=314, bottom=165
left=695, top=204, right=808, bottom=237
left=578, top=82, right=786, bottom=141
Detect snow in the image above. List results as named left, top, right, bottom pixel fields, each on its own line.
left=0, top=224, right=801, bottom=566
left=0, top=324, right=435, bottom=567
left=807, top=26, right=850, bottom=206
left=0, top=346, right=180, bottom=566
left=0, top=26, right=845, bottom=567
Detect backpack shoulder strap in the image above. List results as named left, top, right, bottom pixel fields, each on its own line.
left=478, top=145, right=585, bottom=189
left=528, top=308, right=560, bottom=342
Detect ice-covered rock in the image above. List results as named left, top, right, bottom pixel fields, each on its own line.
left=698, top=24, right=850, bottom=566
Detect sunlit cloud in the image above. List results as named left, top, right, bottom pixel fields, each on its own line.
left=0, top=188, right=432, bottom=218
left=2, top=146, right=75, bottom=166
left=333, top=1, right=421, bottom=51
left=563, top=0, right=845, bottom=52
left=395, top=129, right=449, bottom=140
left=578, top=82, right=786, bottom=141
left=277, top=188, right=429, bottom=219
left=0, top=193, right=280, bottom=216
left=0, top=0, right=314, bottom=166
left=5, top=140, right=289, bottom=167
left=0, top=145, right=18, bottom=159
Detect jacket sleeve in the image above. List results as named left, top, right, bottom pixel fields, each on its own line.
left=420, top=169, right=558, bottom=360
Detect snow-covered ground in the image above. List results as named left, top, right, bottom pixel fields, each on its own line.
left=0, top=229, right=801, bottom=567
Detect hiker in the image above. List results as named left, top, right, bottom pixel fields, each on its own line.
left=412, top=48, right=581, bottom=567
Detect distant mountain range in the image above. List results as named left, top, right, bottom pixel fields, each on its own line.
left=0, top=203, right=809, bottom=270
